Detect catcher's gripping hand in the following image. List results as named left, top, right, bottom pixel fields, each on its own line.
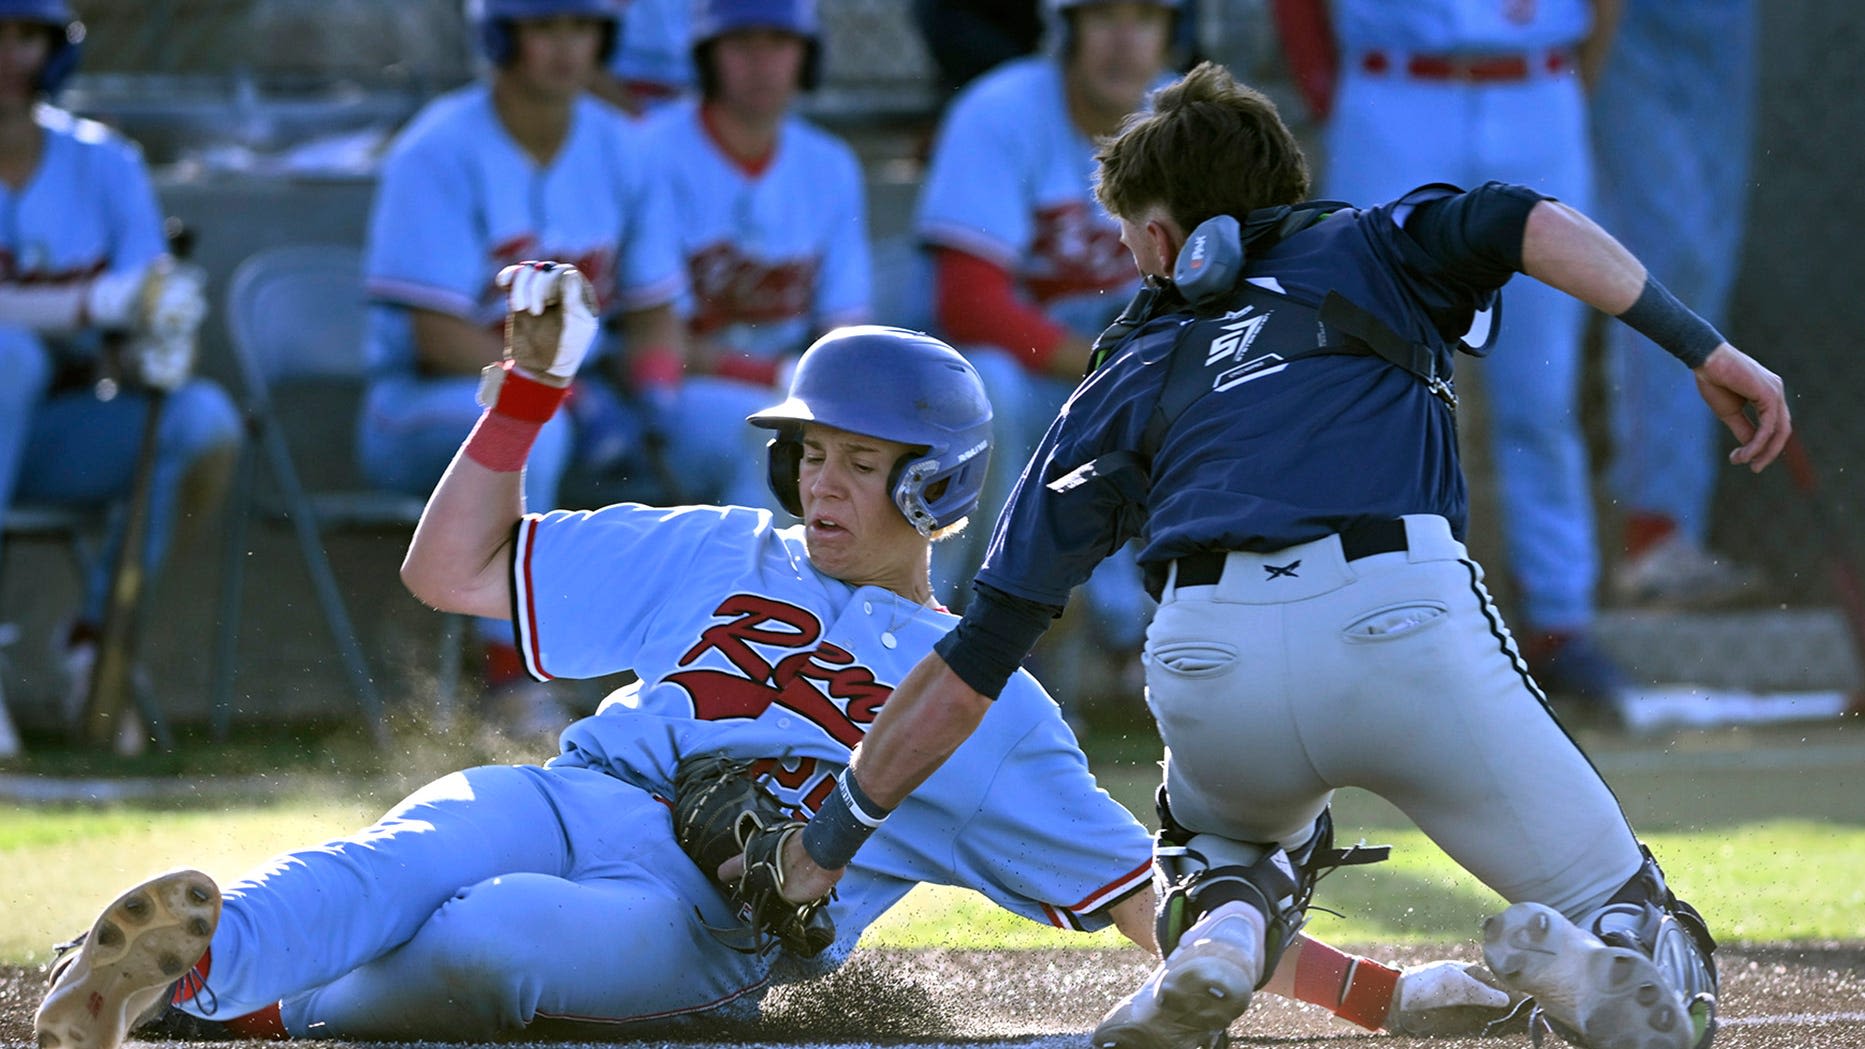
left=672, top=754, right=836, bottom=958
left=496, top=261, right=597, bottom=384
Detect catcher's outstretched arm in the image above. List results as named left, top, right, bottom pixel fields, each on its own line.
left=1519, top=199, right=1788, bottom=469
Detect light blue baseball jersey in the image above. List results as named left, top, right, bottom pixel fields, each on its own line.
left=362, top=83, right=683, bottom=374
left=639, top=100, right=871, bottom=367
left=0, top=104, right=165, bottom=316
left=915, top=56, right=1146, bottom=337
left=517, top=502, right=1154, bottom=940
left=1328, top=0, right=1592, bottom=55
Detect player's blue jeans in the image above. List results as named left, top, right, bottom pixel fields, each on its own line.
left=0, top=327, right=240, bottom=625
left=939, top=346, right=1153, bottom=648
left=189, top=764, right=769, bottom=1038
left=1325, top=58, right=1597, bottom=632
left=358, top=374, right=574, bottom=646
left=1594, top=0, right=1756, bottom=542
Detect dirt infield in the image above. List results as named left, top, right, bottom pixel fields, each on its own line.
left=5, top=942, right=1862, bottom=1048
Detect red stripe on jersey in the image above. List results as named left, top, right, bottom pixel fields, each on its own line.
left=1068, top=859, right=1153, bottom=916
left=516, top=518, right=554, bottom=680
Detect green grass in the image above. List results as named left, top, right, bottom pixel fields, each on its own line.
left=858, top=819, right=1865, bottom=951
left=5, top=785, right=1863, bottom=965
left=6, top=721, right=1862, bottom=963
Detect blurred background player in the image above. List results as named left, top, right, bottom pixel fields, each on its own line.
left=589, top=0, right=693, bottom=115
left=1274, top=0, right=1633, bottom=719
left=911, top=0, right=1179, bottom=714
left=1594, top=0, right=1764, bottom=609
left=0, top=0, right=237, bottom=739
left=911, top=0, right=1043, bottom=103
left=355, top=0, right=684, bottom=734
left=617, top=0, right=870, bottom=510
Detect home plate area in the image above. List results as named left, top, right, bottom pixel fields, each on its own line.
left=4, top=943, right=1863, bottom=1048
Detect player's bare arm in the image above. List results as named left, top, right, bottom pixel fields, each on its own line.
left=410, top=306, right=506, bottom=376
left=1520, top=199, right=1790, bottom=470
left=403, top=261, right=597, bottom=620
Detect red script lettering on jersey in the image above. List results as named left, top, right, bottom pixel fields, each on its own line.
left=669, top=594, right=894, bottom=748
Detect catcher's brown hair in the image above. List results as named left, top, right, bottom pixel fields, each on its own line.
left=1093, top=61, right=1311, bottom=236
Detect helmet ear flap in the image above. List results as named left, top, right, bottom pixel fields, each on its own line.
left=477, top=14, right=514, bottom=65
left=765, top=431, right=805, bottom=517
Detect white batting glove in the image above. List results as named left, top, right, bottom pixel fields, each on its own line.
left=83, top=267, right=151, bottom=329
left=131, top=261, right=208, bottom=391
left=496, top=261, right=597, bottom=384
left=1385, top=960, right=1519, bottom=1037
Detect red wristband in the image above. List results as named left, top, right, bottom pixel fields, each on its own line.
left=1338, top=956, right=1401, bottom=1030
left=1293, top=947, right=1399, bottom=1030
left=488, top=360, right=570, bottom=422
left=464, top=412, right=540, bottom=472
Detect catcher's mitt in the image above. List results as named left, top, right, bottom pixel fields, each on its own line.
left=671, top=753, right=836, bottom=958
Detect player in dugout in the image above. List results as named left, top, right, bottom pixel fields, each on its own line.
left=35, top=264, right=1520, bottom=1048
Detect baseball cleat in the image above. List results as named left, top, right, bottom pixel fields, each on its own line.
left=1092, top=904, right=1261, bottom=1049
left=1483, top=901, right=1693, bottom=1049
left=34, top=869, right=220, bottom=1049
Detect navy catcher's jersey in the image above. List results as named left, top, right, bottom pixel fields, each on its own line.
left=976, top=189, right=1518, bottom=608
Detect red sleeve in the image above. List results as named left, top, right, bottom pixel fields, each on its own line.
left=932, top=247, right=1069, bottom=373
left=1271, top=0, right=1340, bottom=123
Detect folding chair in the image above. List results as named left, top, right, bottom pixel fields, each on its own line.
left=0, top=502, right=171, bottom=756
left=210, top=244, right=466, bottom=745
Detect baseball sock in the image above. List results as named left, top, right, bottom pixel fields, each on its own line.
left=1623, top=512, right=1678, bottom=560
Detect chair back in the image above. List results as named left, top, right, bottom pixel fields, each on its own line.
left=225, top=244, right=370, bottom=397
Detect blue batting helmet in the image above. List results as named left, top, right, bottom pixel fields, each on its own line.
left=467, top=0, right=623, bottom=67
left=0, top=0, right=83, bottom=96
left=749, top=326, right=993, bottom=536
left=692, top=0, right=822, bottom=93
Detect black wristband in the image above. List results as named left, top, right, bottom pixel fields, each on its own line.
left=801, top=769, right=891, bottom=870
left=1617, top=274, right=1725, bottom=369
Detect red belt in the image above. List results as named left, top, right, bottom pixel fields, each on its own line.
left=1359, top=49, right=1572, bottom=82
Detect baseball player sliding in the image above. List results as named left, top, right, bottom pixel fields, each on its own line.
left=36, top=263, right=1516, bottom=1048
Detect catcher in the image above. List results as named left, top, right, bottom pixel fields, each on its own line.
left=37, top=264, right=1515, bottom=1047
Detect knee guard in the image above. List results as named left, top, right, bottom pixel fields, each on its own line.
left=1583, top=845, right=1719, bottom=1010
left=1152, top=791, right=1389, bottom=989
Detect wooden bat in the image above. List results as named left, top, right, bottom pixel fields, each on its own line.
left=80, top=219, right=195, bottom=751
left=80, top=388, right=165, bottom=751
